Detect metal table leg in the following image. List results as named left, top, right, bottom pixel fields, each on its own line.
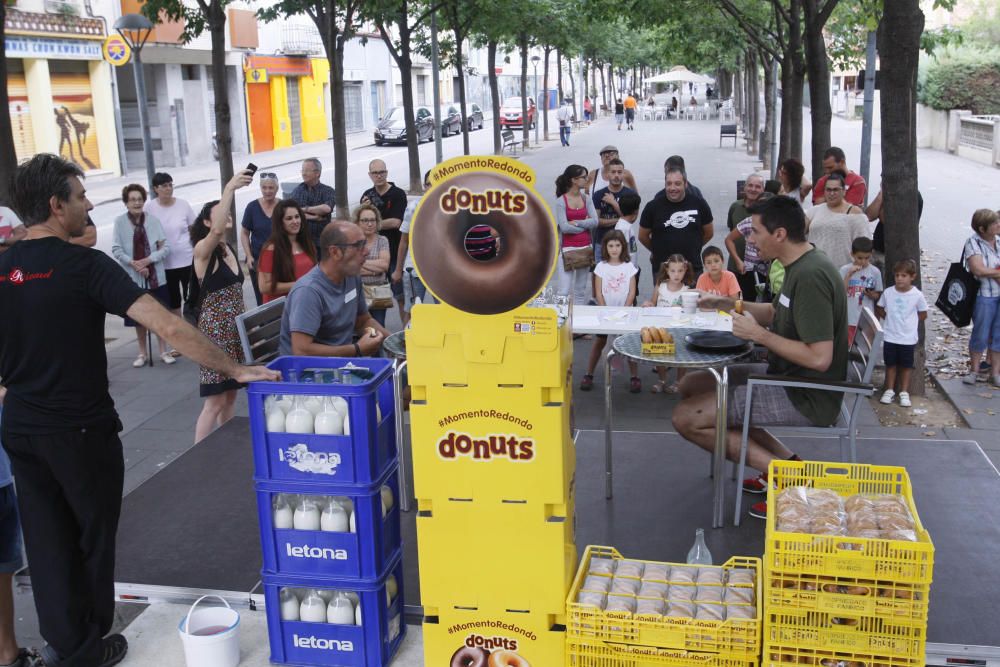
left=604, top=349, right=615, bottom=500
left=393, top=360, right=412, bottom=512
left=708, top=366, right=729, bottom=528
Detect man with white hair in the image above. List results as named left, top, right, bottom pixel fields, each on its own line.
left=726, top=172, right=767, bottom=298
left=291, top=158, right=336, bottom=255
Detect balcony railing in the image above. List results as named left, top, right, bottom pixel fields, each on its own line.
left=5, top=7, right=105, bottom=38
left=281, top=23, right=322, bottom=56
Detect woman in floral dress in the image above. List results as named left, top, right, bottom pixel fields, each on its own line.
left=189, top=170, right=254, bottom=442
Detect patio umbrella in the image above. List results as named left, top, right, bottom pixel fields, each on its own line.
left=644, top=65, right=715, bottom=85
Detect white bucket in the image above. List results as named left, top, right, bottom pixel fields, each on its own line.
left=177, top=595, right=241, bottom=667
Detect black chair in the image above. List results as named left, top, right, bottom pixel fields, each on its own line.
left=720, top=123, right=738, bottom=147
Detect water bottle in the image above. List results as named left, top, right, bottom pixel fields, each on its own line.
left=686, top=528, right=713, bottom=565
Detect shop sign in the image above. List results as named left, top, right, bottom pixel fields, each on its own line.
left=246, top=67, right=268, bottom=84
left=4, top=35, right=102, bottom=60
left=101, top=35, right=131, bottom=67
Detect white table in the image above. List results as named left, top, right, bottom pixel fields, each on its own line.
left=571, top=305, right=733, bottom=335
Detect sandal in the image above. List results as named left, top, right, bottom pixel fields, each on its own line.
left=651, top=381, right=667, bottom=394
left=579, top=374, right=594, bottom=391
left=665, top=383, right=679, bottom=394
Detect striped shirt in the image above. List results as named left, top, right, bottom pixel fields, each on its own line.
left=964, top=233, right=1000, bottom=298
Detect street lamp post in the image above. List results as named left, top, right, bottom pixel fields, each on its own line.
left=114, top=13, right=155, bottom=192
left=531, top=55, right=540, bottom=145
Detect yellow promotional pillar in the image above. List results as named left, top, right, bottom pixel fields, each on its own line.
left=23, top=59, right=57, bottom=154
left=407, top=156, right=574, bottom=667
left=88, top=61, right=121, bottom=175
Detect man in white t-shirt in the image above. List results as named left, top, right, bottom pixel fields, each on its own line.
left=144, top=172, right=198, bottom=333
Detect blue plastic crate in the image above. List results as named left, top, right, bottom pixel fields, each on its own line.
left=257, top=467, right=402, bottom=579
left=263, top=554, right=405, bottom=667
left=248, top=357, right=398, bottom=486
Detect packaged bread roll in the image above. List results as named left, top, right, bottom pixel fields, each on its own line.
left=605, top=594, right=636, bottom=614
left=666, top=584, right=696, bottom=601
left=582, top=575, right=612, bottom=593
left=725, top=604, right=756, bottom=619
left=615, top=560, right=644, bottom=579
left=695, top=586, right=724, bottom=603
left=589, top=557, right=616, bottom=575
left=695, top=603, right=725, bottom=621
left=611, top=576, right=641, bottom=596
left=638, top=581, right=669, bottom=599
left=576, top=591, right=606, bottom=609
left=642, top=563, right=670, bottom=582
left=636, top=597, right=666, bottom=615
left=665, top=601, right=695, bottom=618
left=724, top=586, right=754, bottom=605
left=726, top=568, right=755, bottom=586
left=669, top=567, right=696, bottom=584
left=696, top=567, right=724, bottom=585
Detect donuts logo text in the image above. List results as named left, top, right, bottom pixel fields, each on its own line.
left=439, top=187, right=527, bottom=215
left=438, top=431, right=534, bottom=461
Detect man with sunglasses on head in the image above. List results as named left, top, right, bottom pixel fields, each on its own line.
left=361, top=160, right=408, bottom=322
left=279, top=220, right=389, bottom=357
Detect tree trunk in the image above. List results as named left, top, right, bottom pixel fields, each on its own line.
left=567, top=56, right=576, bottom=102
left=598, top=60, right=607, bottom=117
left=761, top=50, right=776, bottom=171
left=879, top=0, right=926, bottom=395
left=803, top=0, right=834, bottom=181
left=734, top=54, right=743, bottom=132
left=488, top=40, right=501, bottom=154
left=748, top=50, right=759, bottom=156
left=519, top=33, right=530, bottom=148
left=209, top=3, right=235, bottom=242
left=0, top=3, right=19, bottom=203
left=556, top=51, right=563, bottom=103
left=543, top=45, right=551, bottom=141
left=455, top=31, right=470, bottom=155
left=328, top=21, right=350, bottom=218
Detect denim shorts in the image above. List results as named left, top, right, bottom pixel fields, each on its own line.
left=970, top=295, right=1000, bottom=352
left=0, top=484, right=24, bottom=574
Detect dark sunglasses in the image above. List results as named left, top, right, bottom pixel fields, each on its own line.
left=259, top=172, right=278, bottom=180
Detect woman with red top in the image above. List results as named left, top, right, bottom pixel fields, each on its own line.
left=554, top=164, right=599, bottom=306
left=257, top=200, right=317, bottom=303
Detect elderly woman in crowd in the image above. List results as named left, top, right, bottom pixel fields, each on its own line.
left=805, top=171, right=871, bottom=269
left=240, top=171, right=281, bottom=306
left=112, top=183, right=173, bottom=367
left=963, top=208, right=1000, bottom=387
left=257, top=200, right=317, bottom=304
left=354, top=203, right=392, bottom=326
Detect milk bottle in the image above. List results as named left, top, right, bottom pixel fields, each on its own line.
left=284, top=395, right=314, bottom=434
left=320, top=498, right=349, bottom=532
left=279, top=588, right=300, bottom=621
left=293, top=496, right=321, bottom=531
left=314, top=397, right=344, bottom=435
left=272, top=494, right=294, bottom=529
left=299, top=589, right=327, bottom=623
left=326, top=591, right=355, bottom=625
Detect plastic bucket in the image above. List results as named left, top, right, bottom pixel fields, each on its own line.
left=177, top=595, right=241, bottom=667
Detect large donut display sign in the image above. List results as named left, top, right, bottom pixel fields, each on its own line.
left=409, top=156, right=558, bottom=315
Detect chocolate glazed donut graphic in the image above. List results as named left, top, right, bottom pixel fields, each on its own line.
left=450, top=646, right=489, bottom=667
left=411, top=171, right=557, bottom=315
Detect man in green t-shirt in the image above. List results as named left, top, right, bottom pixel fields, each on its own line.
left=672, top=196, right=848, bottom=520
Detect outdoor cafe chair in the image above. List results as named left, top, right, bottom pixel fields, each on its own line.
left=730, top=306, right=883, bottom=525
left=236, top=296, right=286, bottom=365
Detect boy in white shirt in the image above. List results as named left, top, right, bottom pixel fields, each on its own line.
left=840, top=237, right=883, bottom=345
left=876, top=259, right=927, bottom=407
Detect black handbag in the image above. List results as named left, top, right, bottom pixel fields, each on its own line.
left=935, top=247, right=979, bottom=328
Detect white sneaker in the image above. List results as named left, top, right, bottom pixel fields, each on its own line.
left=879, top=389, right=895, bottom=404
left=899, top=391, right=911, bottom=407
left=132, top=354, right=147, bottom=368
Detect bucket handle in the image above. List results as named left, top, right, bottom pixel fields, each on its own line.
left=183, top=595, right=233, bottom=635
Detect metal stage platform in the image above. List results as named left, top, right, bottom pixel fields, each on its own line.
left=111, top=418, right=1000, bottom=665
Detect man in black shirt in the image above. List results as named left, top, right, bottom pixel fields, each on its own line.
left=639, top=166, right=714, bottom=276
left=0, top=155, right=279, bottom=667
left=361, top=159, right=409, bottom=321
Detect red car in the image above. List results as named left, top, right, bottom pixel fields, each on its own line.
left=499, top=96, right=536, bottom=129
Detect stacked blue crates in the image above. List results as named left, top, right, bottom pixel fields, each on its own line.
left=248, top=356, right=405, bottom=667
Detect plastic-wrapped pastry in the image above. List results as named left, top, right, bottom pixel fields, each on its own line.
left=777, top=511, right=812, bottom=534
left=811, top=511, right=846, bottom=533
left=605, top=594, right=636, bottom=613
left=610, top=576, right=641, bottom=596
left=870, top=494, right=909, bottom=514
left=694, top=586, right=724, bottom=603
left=777, top=487, right=810, bottom=507
left=666, top=585, right=696, bottom=601
left=665, top=601, right=695, bottom=618
left=669, top=567, right=696, bottom=584
left=882, top=529, right=917, bottom=542
left=576, top=591, right=606, bottom=609
left=642, top=563, right=670, bottom=582
left=806, top=488, right=845, bottom=512
left=877, top=512, right=915, bottom=532
left=581, top=575, right=612, bottom=593
left=635, top=597, right=666, bottom=615
left=723, top=586, right=754, bottom=605
left=847, top=527, right=881, bottom=540
left=615, top=560, right=644, bottom=579
left=638, top=581, right=669, bottom=599
left=696, top=567, right=724, bottom=585
left=845, top=495, right=874, bottom=514
left=589, top=558, right=616, bottom=575
left=695, top=603, right=725, bottom=621
left=726, top=568, right=755, bottom=586
left=725, top=604, right=756, bottom=619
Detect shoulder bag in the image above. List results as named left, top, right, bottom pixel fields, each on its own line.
left=363, top=281, right=395, bottom=310
left=935, top=244, right=980, bottom=328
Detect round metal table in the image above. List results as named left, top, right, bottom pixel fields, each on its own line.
left=605, top=329, right=752, bottom=528
left=383, top=330, right=410, bottom=511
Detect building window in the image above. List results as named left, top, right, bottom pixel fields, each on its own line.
left=182, top=65, right=200, bottom=81
left=417, top=75, right=428, bottom=105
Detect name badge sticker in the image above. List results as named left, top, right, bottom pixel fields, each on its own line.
left=345, top=288, right=357, bottom=303
left=779, top=293, right=791, bottom=308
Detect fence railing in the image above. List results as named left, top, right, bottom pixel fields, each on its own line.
left=959, top=115, right=999, bottom=151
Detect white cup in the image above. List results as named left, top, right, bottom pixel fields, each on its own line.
left=680, top=291, right=700, bottom=314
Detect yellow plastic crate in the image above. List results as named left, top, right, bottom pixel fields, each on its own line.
left=764, top=642, right=923, bottom=666
left=765, top=461, right=934, bottom=584
left=417, top=495, right=576, bottom=611
left=766, top=608, right=924, bottom=660
left=567, top=639, right=759, bottom=667
left=567, top=546, right=762, bottom=656
left=422, top=601, right=566, bottom=667
left=765, top=571, right=929, bottom=621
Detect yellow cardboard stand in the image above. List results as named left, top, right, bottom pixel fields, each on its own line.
left=407, top=156, right=574, bottom=666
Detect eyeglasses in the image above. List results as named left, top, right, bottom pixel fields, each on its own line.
left=358, top=218, right=378, bottom=224
left=259, top=172, right=277, bottom=180
left=369, top=170, right=388, bottom=176
left=333, top=239, right=367, bottom=251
